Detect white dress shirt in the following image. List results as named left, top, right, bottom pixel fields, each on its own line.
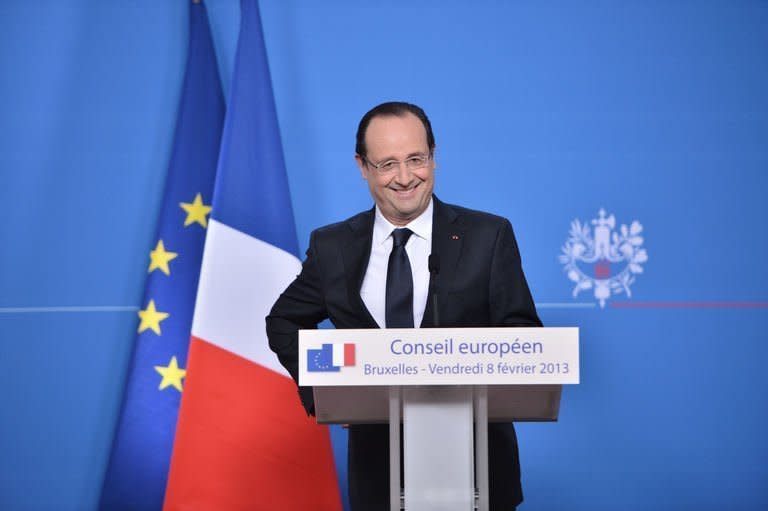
left=360, top=198, right=433, bottom=328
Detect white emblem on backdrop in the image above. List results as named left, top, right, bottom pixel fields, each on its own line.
left=559, top=209, right=648, bottom=308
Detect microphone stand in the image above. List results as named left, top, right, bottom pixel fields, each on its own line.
left=428, top=254, right=440, bottom=327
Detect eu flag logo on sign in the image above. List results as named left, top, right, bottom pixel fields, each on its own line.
left=308, top=344, right=339, bottom=372
left=307, top=343, right=356, bottom=372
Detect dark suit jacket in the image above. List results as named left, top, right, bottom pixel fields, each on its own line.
left=266, top=196, right=541, bottom=510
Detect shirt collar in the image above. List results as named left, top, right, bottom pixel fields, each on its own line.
left=373, top=197, right=434, bottom=246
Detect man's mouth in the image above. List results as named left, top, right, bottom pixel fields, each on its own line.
left=390, top=182, right=420, bottom=198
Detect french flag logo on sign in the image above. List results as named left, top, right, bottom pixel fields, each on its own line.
left=307, top=343, right=356, bottom=372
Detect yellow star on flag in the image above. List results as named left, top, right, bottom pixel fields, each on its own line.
left=180, top=192, right=212, bottom=228
left=154, top=356, right=186, bottom=392
left=137, top=299, right=170, bottom=335
left=148, top=239, right=178, bottom=276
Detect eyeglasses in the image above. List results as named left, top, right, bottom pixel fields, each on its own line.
left=363, top=153, right=432, bottom=174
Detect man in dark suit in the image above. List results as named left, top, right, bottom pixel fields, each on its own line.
left=266, top=101, right=541, bottom=510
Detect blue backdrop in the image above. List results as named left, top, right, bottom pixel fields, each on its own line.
left=0, top=1, right=766, bottom=510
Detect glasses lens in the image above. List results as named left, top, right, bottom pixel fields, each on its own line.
left=380, top=161, right=399, bottom=172
left=370, top=154, right=429, bottom=173
left=405, top=156, right=427, bottom=170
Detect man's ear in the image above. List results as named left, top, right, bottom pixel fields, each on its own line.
left=355, top=154, right=367, bottom=179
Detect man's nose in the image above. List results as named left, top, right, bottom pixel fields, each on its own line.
left=394, top=162, right=413, bottom=183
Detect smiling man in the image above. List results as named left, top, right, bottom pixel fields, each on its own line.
left=267, top=101, right=541, bottom=510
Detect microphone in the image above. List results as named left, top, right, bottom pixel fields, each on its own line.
left=428, top=254, right=441, bottom=327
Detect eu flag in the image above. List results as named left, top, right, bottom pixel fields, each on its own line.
left=99, top=2, right=224, bottom=508
left=308, top=344, right=342, bottom=372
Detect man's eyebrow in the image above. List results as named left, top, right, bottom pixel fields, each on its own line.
left=380, top=150, right=429, bottom=161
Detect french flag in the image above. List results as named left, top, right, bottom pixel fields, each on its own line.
left=333, top=343, right=356, bottom=368
left=163, top=1, right=341, bottom=509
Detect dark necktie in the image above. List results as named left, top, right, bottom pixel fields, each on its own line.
left=385, top=228, right=414, bottom=328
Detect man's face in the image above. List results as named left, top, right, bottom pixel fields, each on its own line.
left=356, top=113, right=435, bottom=226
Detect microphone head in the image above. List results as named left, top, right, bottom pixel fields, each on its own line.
left=428, top=254, right=441, bottom=275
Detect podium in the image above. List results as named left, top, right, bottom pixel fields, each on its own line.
left=300, top=327, right=579, bottom=511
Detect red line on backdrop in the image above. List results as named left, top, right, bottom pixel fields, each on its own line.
left=609, top=302, right=768, bottom=308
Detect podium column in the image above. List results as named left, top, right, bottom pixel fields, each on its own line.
left=402, top=386, right=474, bottom=511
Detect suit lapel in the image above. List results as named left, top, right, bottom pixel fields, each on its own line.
left=421, top=197, right=464, bottom=327
left=341, top=208, right=379, bottom=328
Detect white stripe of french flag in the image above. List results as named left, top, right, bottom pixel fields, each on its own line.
left=332, top=343, right=355, bottom=367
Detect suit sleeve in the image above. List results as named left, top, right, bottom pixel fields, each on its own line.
left=266, top=229, right=328, bottom=415
left=489, top=219, right=543, bottom=327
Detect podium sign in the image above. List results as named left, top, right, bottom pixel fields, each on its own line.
left=299, top=327, right=579, bottom=386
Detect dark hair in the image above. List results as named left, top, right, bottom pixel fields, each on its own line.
left=355, top=101, right=435, bottom=158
